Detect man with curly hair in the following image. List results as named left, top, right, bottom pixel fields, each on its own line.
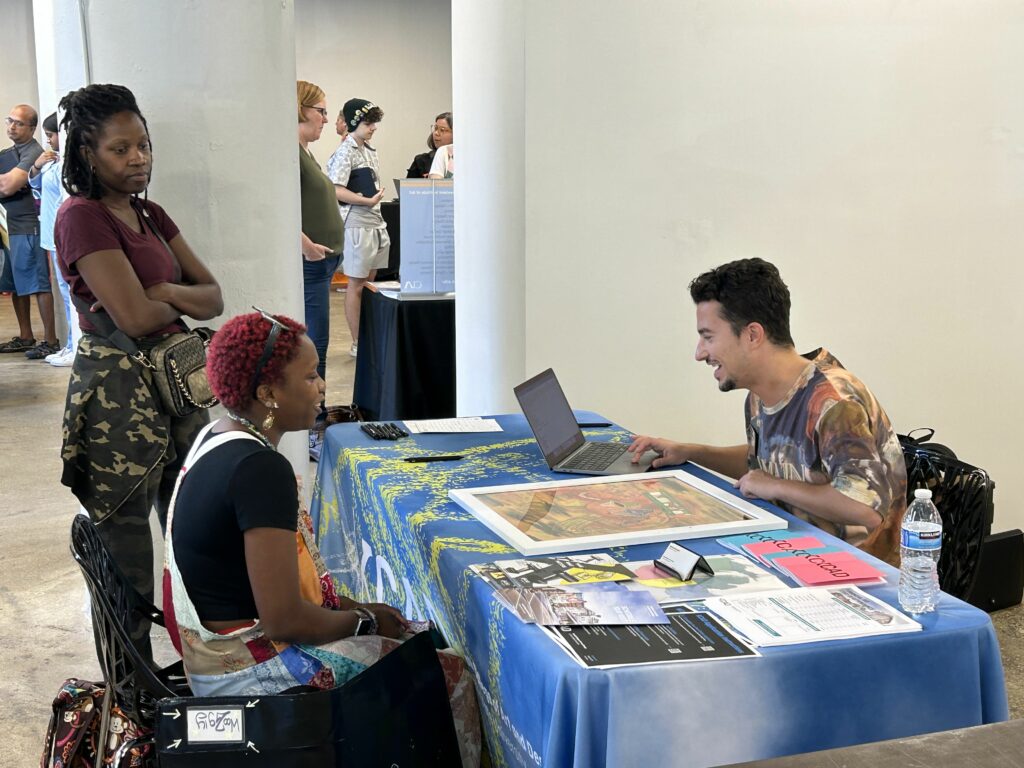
left=629, top=258, right=907, bottom=563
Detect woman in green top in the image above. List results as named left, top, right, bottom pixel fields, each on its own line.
left=297, top=80, right=344, bottom=458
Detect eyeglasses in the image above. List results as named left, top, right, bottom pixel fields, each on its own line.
left=431, top=124, right=452, bottom=134
left=250, top=306, right=287, bottom=398
left=5, top=117, right=28, bottom=129
left=308, top=106, right=328, bottom=118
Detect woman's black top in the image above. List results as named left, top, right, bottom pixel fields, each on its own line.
left=406, top=150, right=436, bottom=179
left=173, top=437, right=298, bottom=620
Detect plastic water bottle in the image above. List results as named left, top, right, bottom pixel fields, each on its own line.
left=899, top=488, right=943, bottom=614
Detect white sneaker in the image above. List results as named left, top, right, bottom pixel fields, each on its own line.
left=44, top=346, right=67, bottom=363
left=349, top=343, right=358, bottom=358
left=47, top=347, right=76, bottom=367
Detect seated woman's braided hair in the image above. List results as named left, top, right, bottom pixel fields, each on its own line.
left=58, top=83, right=149, bottom=199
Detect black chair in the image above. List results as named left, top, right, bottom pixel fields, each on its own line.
left=899, top=436, right=993, bottom=601
left=70, top=514, right=191, bottom=761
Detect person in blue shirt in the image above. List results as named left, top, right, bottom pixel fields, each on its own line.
left=28, top=112, right=79, bottom=365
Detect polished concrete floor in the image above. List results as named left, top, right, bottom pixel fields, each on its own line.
left=1, top=292, right=1022, bottom=766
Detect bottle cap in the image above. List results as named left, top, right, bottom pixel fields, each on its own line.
left=914, top=488, right=932, bottom=500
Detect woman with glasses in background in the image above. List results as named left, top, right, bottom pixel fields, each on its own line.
left=164, top=310, right=480, bottom=765
left=405, top=111, right=452, bottom=179
left=296, top=80, right=345, bottom=460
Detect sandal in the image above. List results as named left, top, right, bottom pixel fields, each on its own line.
left=0, top=336, right=36, bottom=353
left=25, top=341, right=61, bottom=360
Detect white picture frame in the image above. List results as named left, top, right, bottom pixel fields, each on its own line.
left=449, top=470, right=788, bottom=556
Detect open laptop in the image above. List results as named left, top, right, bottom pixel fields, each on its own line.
left=514, top=368, right=658, bottom=475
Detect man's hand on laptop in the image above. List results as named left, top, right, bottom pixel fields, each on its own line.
left=627, top=436, right=685, bottom=468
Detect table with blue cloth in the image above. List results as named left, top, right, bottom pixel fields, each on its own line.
left=309, top=413, right=1008, bottom=768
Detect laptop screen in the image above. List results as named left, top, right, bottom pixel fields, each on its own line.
left=514, top=369, right=585, bottom=467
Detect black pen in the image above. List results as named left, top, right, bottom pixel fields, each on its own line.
left=577, top=422, right=612, bottom=428
left=404, top=455, right=464, bottom=463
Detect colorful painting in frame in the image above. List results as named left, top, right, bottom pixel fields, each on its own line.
left=449, top=470, right=788, bottom=555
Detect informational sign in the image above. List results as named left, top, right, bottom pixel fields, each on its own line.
left=398, top=179, right=454, bottom=295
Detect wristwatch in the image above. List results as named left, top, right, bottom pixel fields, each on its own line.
left=353, top=607, right=378, bottom=636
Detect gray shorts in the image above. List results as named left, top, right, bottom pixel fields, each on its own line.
left=342, top=227, right=390, bottom=279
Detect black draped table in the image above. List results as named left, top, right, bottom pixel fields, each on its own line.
left=352, top=287, right=455, bottom=421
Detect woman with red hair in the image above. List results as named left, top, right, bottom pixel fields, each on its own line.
left=162, top=311, right=479, bottom=764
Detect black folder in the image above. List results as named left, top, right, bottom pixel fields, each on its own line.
left=346, top=167, right=378, bottom=198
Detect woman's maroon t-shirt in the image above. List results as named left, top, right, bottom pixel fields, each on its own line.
left=54, top=196, right=182, bottom=335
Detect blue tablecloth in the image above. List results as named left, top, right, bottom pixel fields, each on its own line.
left=310, top=413, right=1008, bottom=768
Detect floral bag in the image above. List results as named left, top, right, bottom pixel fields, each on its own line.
left=40, top=678, right=151, bottom=768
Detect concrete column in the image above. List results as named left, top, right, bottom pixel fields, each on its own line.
left=451, top=0, right=526, bottom=415
left=30, top=0, right=65, bottom=345
left=31, top=0, right=57, bottom=118
left=43, top=0, right=307, bottom=469
left=0, top=0, right=38, bottom=111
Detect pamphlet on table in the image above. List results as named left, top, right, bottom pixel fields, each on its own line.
left=470, top=555, right=666, bottom=625
left=490, top=553, right=636, bottom=587
left=544, top=606, right=760, bottom=668
left=702, top=586, right=921, bottom=646
left=370, top=280, right=401, bottom=298
left=404, top=417, right=503, bottom=434
left=496, top=583, right=668, bottom=626
left=717, top=531, right=885, bottom=587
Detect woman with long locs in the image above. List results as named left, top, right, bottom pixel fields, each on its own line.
left=54, top=83, right=223, bottom=661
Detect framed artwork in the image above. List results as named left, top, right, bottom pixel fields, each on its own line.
left=449, top=470, right=788, bottom=556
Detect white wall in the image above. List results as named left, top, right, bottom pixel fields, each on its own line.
left=521, top=2, right=1024, bottom=531
left=295, top=0, right=453, bottom=187
left=1, top=0, right=40, bottom=135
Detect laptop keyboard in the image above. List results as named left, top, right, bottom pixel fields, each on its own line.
left=560, top=442, right=627, bottom=472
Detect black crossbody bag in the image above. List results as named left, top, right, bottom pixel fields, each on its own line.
left=73, top=292, right=216, bottom=418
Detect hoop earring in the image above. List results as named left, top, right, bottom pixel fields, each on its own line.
left=262, top=402, right=277, bottom=432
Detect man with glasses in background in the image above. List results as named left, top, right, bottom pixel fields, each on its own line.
left=0, top=104, right=59, bottom=357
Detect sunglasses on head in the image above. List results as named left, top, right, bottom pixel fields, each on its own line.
left=250, top=306, right=286, bottom=399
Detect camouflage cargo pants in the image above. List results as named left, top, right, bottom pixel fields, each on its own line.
left=62, top=335, right=208, bottom=658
